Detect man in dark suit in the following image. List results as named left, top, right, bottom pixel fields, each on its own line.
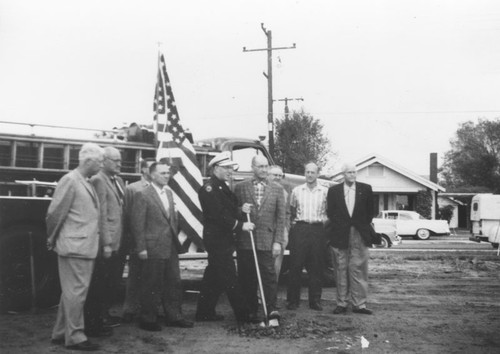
left=85, top=146, right=125, bottom=336
left=46, top=143, right=104, bottom=351
left=121, top=158, right=155, bottom=322
left=196, top=151, right=254, bottom=323
left=130, top=161, right=193, bottom=331
left=235, top=155, right=286, bottom=321
left=326, top=162, right=374, bottom=315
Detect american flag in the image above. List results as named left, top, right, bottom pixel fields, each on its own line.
left=154, top=53, right=204, bottom=252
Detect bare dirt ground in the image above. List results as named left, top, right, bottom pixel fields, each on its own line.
left=1, top=251, right=500, bottom=354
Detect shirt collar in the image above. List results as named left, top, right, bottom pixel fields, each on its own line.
left=344, top=182, right=356, bottom=192
left=152, top=183, right=166, bottom=194
left=252, top=177, right=267, bottom=186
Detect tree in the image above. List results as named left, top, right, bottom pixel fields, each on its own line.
left=415, top=190, right=433, bottom=219
left=274, top=109, right=334, bottom=175
left=441, top=118, right=500, bottom=193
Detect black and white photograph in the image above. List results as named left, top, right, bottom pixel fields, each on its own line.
left=1, top=1, right=499, bottom=353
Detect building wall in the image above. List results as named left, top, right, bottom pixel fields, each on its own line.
left=356, top=164, right=439, bottom=219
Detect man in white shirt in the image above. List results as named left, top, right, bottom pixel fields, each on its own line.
left=286, top=162, right=328, bottom=311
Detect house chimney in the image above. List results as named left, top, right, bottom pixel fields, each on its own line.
left=430, top=153, right=438, bottom=183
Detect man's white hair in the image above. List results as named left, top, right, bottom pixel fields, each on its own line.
left=79, top=143, right=104, bottom=162
left=341, top=162, right=357, bottom=173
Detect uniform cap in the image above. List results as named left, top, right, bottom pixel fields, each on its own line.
left=208, top=151, right=238, bottom=167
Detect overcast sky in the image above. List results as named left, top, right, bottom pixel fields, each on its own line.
left=1, top=0, right=500, bottom=175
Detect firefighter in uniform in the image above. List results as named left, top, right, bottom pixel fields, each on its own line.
left=196, top=151, right=255, bottom=323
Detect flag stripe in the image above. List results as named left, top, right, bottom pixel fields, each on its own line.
left=170, top=177, right=203, bottom=221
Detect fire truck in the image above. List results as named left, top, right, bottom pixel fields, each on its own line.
left=0, top=121, right=313, bottom=312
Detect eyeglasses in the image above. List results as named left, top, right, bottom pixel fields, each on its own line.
left=106, top=158, right=122, bottom=163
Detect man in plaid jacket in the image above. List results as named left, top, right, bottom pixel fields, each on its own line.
left=234, top=155, right=286, bottom=321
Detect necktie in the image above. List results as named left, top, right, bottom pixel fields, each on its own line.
left=111, top=177, right=124, bottom=200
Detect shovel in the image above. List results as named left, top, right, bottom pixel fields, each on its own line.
left=246, top=213, right=279, bottom=327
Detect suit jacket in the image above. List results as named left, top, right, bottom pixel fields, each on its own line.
left=90, top=171, right=125, bottom=252
left=198, top=176, right=244, bottom=252
left=46, top=169, right=100, bottom=259
left=122, top=177, right=149, bottom=254
left=326, top=182, right=374, bottom=249
left=234, top=179, right=286, bottom=251
left=130, top=184, right=180, bottom=259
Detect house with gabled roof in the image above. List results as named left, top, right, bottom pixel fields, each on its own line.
left=329, top=154, right=445, bottom=219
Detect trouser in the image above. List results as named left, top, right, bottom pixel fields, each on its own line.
left=274, top=228, right=289, bottom=282
left=122, top=254, right=141, bottom=317
left=237, top=249, right=277, bottom=314
left=331, top=226, right=369, bottom=308
left=52, top=256, right=94, bottom=346
left=286, top=223, right=325, bottom=305
left=139, top=249, right=183, bottom=324
left=196, top=248, right=250, bottom=320
left=84, top=251, right=122, bottom=331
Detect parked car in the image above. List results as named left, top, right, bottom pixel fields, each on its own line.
left=373, top=210, right=450, bottom=240
left=372, top=222, right=402, bottom=248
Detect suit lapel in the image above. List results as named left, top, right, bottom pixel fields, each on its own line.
left=104, top=173, right=122, bottom=205
left=148, top=185, right=170, bottom=221
left=76, top=172, right=98, bottom=208
left=247, top=181, right=258, bottom=208
left=338, top=183, right=351, bottom=219
left=353, top=183, right=363, bottom=216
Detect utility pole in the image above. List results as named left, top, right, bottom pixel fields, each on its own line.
left=274, top=97, right=304, bottom=119
left=243, top=23, right=296, bottom=159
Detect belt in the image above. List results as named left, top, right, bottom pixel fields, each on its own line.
left=296, top=221, right=323, bottom=226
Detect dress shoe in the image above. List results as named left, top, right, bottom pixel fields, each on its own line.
left=332, top=306, right=347, bottom=314
left=309, top=302, right=323, bottom=311
left=268, top=310, right=281, bottom=320
left=353, top=307, right=373, bottom=315
left=165, top=318, right=194, bottom=328
left=66, top=340, right=100, bottom=351
left=84, top=326, right=113, bottom=337
left=195, top=313, right=225, bottom=321
left=286, top=302, right=299, bottom=310
left=103, top=315, right=121, bottom=328
left=139, top=322, right=162, bottom=332
left=50, top=338, right=64, bottom=345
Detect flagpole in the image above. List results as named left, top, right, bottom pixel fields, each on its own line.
left=154, top=43, right=162, bottom=154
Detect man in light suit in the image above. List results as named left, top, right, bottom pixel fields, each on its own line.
left=235, top=155, right=286, bottom=320
left=121, top=157, right=155, bottom=322
left=130, top=161, right=193, bottom=331
left=46, top=143, right=104, bottom=351
left=84, top=147, right=125, bottom=336
left=326, top=162, right=374, bottom=315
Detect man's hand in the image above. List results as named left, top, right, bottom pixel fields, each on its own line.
left=241, top=203, right=253, bottom=214
left=138, top=250, right=148, bottom=260
left=103, top=246, right=112, bottom=259
left=242, top=222, right=255, bottom=232
left=46, top=241, right=54, bottom=251
left=272, top=242, right=281, bottom=257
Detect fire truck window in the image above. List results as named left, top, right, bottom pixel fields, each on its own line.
left=231, top=147, right=265, bottom=172
left=16, top=142, right=39, bottom=168
left=0, top=140, right=11, bottom=166
left=120, top=149, right=136, bottom=173
left=43, top=144, right=64, bottom=169
left=69, top=145, right=80, bottom=169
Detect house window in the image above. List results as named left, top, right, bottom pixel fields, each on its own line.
left=368, top=164, right=384, bottom=177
